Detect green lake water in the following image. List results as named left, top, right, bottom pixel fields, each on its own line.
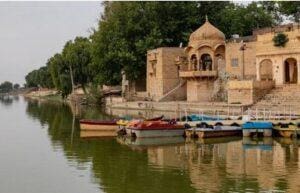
left=0, top=96, right=300, bottom=193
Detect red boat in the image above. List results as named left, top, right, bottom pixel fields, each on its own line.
left=79, top=115, right=164, bottom=137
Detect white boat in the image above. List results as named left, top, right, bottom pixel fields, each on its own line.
left=126, top=120, right=185, bottom=138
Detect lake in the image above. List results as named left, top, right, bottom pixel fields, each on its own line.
left=0, top=96, right=299, bottom=193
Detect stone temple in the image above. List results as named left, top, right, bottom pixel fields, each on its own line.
left=122, top=18, right=300, bottom=108
left=142, top=17, right=300, bottom=105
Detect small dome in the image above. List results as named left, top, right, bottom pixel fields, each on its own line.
left=189, top=17, right=225, bottom=43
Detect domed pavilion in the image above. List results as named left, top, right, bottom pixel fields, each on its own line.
left=185, top=16, right=226, bottom=72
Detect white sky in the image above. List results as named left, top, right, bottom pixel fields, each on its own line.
left=0, top=1, right=101, bottom=85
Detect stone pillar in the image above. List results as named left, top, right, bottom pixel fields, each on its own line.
left=256, top=59, right=261, bottom=81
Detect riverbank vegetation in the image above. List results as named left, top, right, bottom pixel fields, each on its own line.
left=0, top=81, right=21, bottom=94
left=24, top=1, right=300, bottom=98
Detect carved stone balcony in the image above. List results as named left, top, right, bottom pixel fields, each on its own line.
left=179, top=70, right=217, bottom=78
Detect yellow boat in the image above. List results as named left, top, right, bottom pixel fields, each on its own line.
left=273, top=123, right=297, bottom=138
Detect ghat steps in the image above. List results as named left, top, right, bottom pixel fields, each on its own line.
left=251, top=84, right=300, bottom=114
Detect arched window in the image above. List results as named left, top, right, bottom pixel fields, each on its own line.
left=201, top=54, right=212, bottom=71
left=190, top=55, right=197, bottom=71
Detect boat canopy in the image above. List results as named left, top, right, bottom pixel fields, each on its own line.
left=242, top=122, right=273, bottom=129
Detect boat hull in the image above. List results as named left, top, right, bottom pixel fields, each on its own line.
left=126, top=128, right=185, bottom=138
left=186, top=126, right=242, bottom=138
left=80, top=123, right=118, bottom=131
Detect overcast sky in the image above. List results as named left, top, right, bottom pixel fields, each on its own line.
left=0, top=1, right=101, bottom=85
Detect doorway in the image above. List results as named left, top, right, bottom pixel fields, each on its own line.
left=284, top=58, right=297, bottom=84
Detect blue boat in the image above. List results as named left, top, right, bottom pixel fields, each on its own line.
left=180, top=114, right=224, bottom=122
left=242, top=122, right=273, bottom=137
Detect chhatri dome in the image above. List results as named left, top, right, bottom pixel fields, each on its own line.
left=189, top=16, right=225, bottom=44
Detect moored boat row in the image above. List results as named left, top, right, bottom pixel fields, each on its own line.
left=79, top=114, right=300, bottom=139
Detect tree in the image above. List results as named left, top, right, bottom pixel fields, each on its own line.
left=218, top=2, right=275, bottom=38
left=47, top=53, right=72, bottom=98
left=62, top=37, right=93, bottom=93
left=25, top=66, right=54, bottom=88
left=13, top=83, right=20, bottom=90
left=0, top=81, right=13, bottom=93
left=91, top=1, right=276, bottom=86
left=46, top=37, right=93, bottom=97
left=278, top=1, right=300, bottom=22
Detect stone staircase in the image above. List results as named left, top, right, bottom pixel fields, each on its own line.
left=250, top=84, right=300, bottom=115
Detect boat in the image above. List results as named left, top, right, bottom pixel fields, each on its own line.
left=126, top=120, right=185, bottom=138
left=117, top=115, right=164, bottom=129
left=273, top=123, right=297, bottom=138
left=80, top=119, right=118, bottom=131
left=242, top=122, right=273, bottom=137
left=185, top=125, right=242, bottom=138
left=178, top=114, right=224, bottom=122
left=79, top=119, right=119, bottom=137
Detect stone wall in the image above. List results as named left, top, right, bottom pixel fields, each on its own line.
left=228, top=80, right=274, bottom=104
left=253, top=80, right=275, bottom=102
left=105, top=96, right=124, bottom=106
left=225, top=41, right=257, bottom=79
left=256, top=27, right=300, bottom=85
left=147, top=47, right=186, bottom=101
left=187, top=79, right=214, bottom=102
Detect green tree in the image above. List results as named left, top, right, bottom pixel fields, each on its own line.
left=47, top=53, right=72, bottom=98
left=47, top=37, right=93, bottom=97
left=278, top=1, right=300, bottom=22
left=0, top=81, right=13, bottom=93
left=218, top=2, right=275, bottom=38
left=13, top=83, right=20, bottom=90
left=91, top=1, right=276, bottom=86
left=62, top=37, right=92, bottom=93
left=25, top=66, right=54, bottom=88
left=91, top=1, right=204, bottom=85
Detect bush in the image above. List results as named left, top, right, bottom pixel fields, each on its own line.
left=273, top=32, right=289, bottom=47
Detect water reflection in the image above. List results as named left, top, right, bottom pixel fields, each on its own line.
left=0, top=95, right=14, bottom=106
left=25, top=99, right=195, bottom=193
left=24, top=99, right=300, bottom=193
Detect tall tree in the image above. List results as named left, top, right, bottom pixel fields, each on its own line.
left=47, top=53, right=72, bottom=98
left=62, top=37, right=92, bottom=92
left=25, top=67, right=53, bottom=88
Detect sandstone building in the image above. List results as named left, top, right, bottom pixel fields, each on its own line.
left=145, top=17, right=300, bottom=104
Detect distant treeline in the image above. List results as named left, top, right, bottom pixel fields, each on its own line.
left=0, top=81, right=20, bottom=93
left=24, top=1, right=300, bottom=98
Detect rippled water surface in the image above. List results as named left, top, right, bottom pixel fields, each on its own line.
left=0, top=96, right=300, bottom=193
